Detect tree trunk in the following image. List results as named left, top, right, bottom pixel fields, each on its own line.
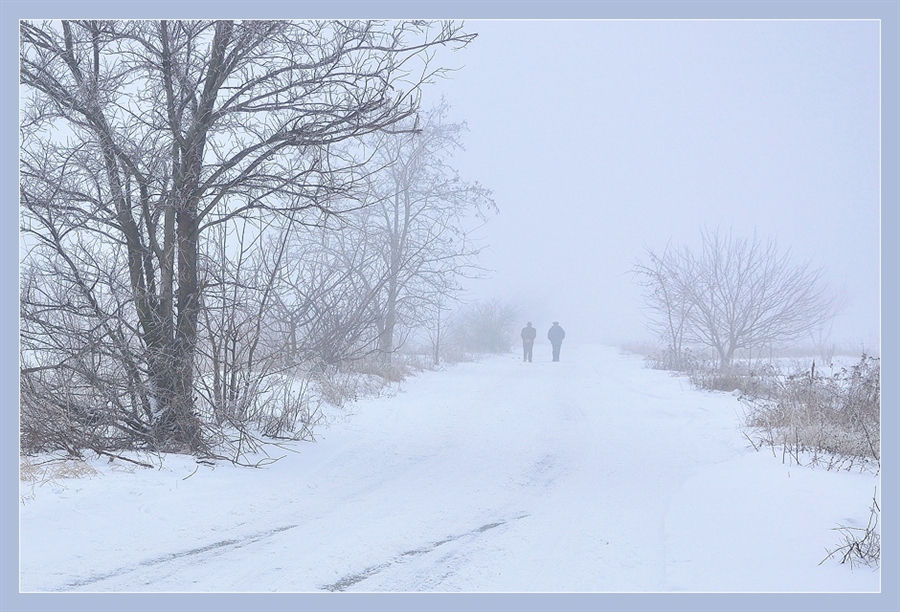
left=379, top=279, right=398, bottom=363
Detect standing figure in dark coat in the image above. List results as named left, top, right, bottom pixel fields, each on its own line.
left=520, top=322, right=537, bottom=362
left=547, top=321, right=566, bottom=362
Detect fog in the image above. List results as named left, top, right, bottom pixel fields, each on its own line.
left=422, top=19, right=880, bottom=351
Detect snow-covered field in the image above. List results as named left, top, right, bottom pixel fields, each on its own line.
left=18, top=344, right=880, bottom=593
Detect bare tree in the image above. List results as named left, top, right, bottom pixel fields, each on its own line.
left=634, top=228, right=835, bottom=369
left=632, top=242, right=693, bottom=366
left=20, top=19, right=475, bottom=454
left=422, top=276, right=457, bottom=366
left=361, top=101, right=495, bottom=362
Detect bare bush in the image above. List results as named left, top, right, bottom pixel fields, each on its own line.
left=252, top=377, right=323, bottom=441
left=689, top=361, right=783, bottom=397
left=311, top=355, right=421, bottom=408
left=740, top=355, right=880, bottom=468
left=646, top=347, right=707, bottom=373
left=645, top=347, right=779, bottom=398
left=648, top=344, right=880, bottom=470
left=447, top=299, right=518, bottom=355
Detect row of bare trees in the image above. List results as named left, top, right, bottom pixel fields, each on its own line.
left=269, top=103, right=495, bottom=369
left=20, top=19, right=491, bottom=459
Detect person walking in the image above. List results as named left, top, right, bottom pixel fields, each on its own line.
left=548, top=321, right=566, bottom=362
left=520, top=322, right=537, bottom=362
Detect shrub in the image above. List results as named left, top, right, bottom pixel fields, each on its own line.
left=740, top=355, right=880, bottom=468
left=447, top=299, right=518, bottom=354
left=646, top=348, right=779, bottom=397
left=646, top=347, right=706, bottom=373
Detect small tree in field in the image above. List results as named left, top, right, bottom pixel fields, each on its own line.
left=634, top=228, right=835, bottom=369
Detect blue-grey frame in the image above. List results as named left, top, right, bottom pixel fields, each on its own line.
left=2, top=2, right=896, bottom=611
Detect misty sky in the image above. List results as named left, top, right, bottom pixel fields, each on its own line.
left=422, top=19, right=881, bottom=351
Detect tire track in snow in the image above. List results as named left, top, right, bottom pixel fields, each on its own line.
left=321, top=513, right=529, bottom=592
left=54, top=524, right=298, bottom=591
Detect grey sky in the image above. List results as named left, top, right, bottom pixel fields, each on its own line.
left=423, top=19, right=880, bottom=351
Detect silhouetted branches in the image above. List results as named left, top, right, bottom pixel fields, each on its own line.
left=634, top=228, right=835, bottom=369
left=20, top=19, right=476, bottom=458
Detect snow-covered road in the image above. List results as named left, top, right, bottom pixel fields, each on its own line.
left=19, top=344, right=880, bottom=592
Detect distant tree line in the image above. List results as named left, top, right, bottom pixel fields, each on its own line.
left=19, top=19, right=496, bottom=460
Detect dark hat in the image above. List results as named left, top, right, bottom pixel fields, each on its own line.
left=552, top=321, right=559, bottom=325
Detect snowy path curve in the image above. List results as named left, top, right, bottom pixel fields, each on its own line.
left=20, top=344, right=879, bottom=592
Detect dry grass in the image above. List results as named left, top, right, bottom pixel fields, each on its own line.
left=20, top=455, right=99, bottom=483
left=740, top=355, right=880, bottom=470
left=820, top=490, right=881, bottom=569
left=310, top=353, right=430, bottom=409
left=648, top=349, right=881, bottom=471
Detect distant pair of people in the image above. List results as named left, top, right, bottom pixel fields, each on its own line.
left=520, top=321, right=566, bottom=362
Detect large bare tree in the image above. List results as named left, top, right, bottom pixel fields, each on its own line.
left=20, top=19, right=474, bottom=454
left=634, top=228, right=836, bottom=369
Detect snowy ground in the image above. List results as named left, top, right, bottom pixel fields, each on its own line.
left=18, top=344, right=880, bottom=593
